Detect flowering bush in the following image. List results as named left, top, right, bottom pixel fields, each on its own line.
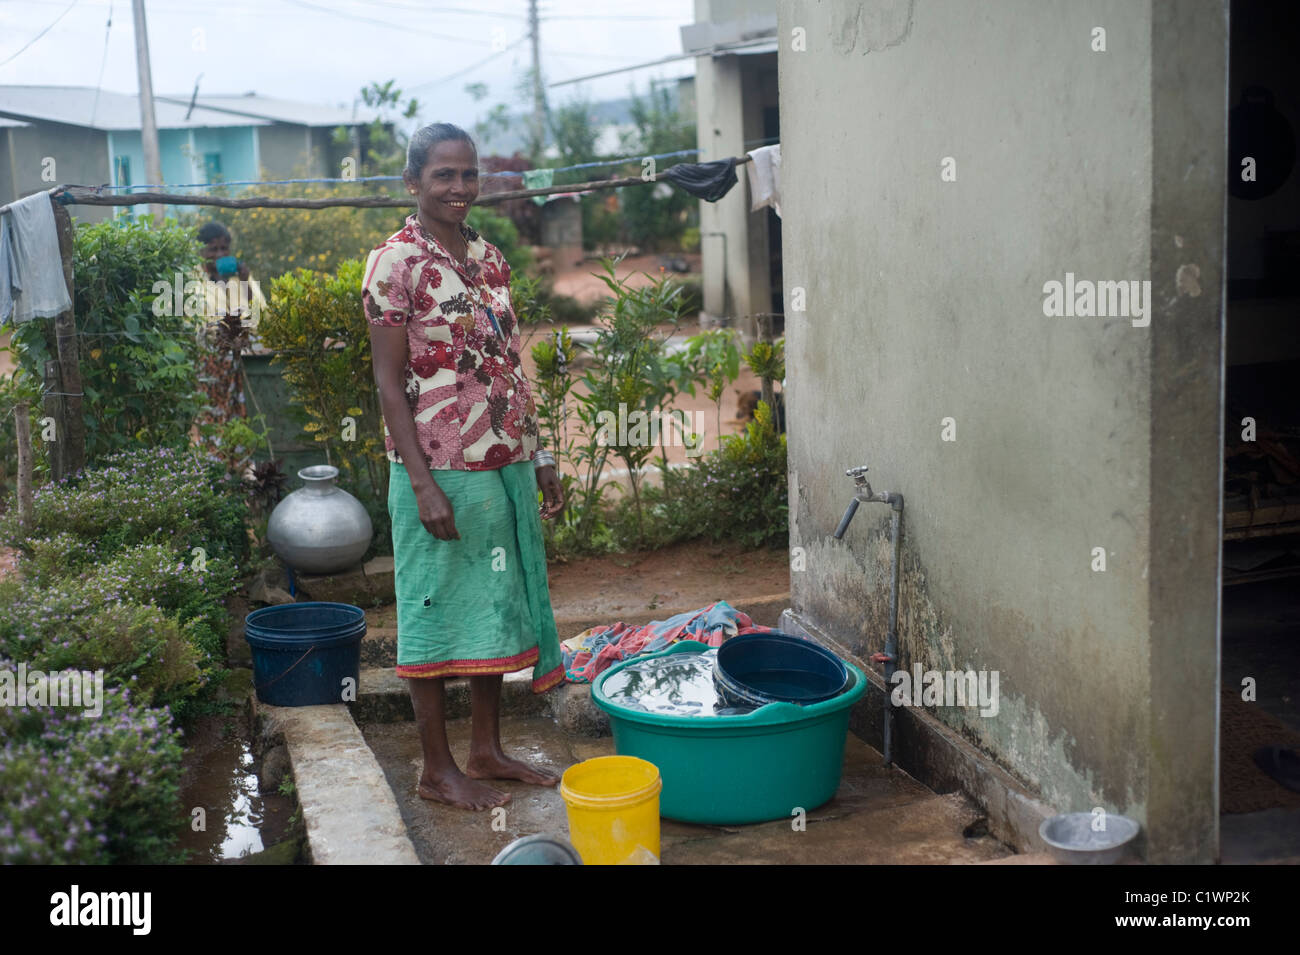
left=0, top=682, right=184, bottom=864
left=0, top=578, right=202, bottom=707
left=0, top=445, right=247, bottom=863
left=0, top=445, right=249, bottom=566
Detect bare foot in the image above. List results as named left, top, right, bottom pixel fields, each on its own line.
left=466, top=751, right=561, bottom=787
left=417, top=771, right=512, bottom=810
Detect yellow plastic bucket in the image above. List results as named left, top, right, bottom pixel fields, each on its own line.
left=560, top=756, right=662, bottom=865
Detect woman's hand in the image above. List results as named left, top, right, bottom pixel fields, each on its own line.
left=537, top=465, right=565, bottom=521
left=416, top=482, right=460, bottom=540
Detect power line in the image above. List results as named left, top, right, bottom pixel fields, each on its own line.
left=274, top=0, right=503, bottom=46
left=0, top=0, right=80, bottom=67
left=404, top=36, right=530, bottom=93
left=541, top=13, right=685, bottom=21
left=359, top=0, right=525, bottom=18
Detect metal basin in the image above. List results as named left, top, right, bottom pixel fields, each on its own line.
left=1039, top=812, right=1140, bottom=864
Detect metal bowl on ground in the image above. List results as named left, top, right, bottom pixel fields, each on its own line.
left=1038, top=812, right=1140, bottom=864
left=490, top=834, right=583, bottom=865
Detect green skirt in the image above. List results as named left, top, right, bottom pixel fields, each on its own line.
left=387, top=460, right=564, bottom=693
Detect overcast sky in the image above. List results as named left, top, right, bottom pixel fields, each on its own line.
left=0, top=0, right=698, bottom=133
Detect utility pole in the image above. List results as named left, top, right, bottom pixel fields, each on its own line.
left=131, top=0, right=165, bottom=225
left=528, top=0, right=545, bottom=161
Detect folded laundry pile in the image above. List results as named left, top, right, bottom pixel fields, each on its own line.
left=562, top=600, right=773, bottom=683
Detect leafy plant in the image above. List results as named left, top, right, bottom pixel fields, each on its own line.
left=258, top=259, right=386, bottom=503
left=5, top=219, right=206, bottom=464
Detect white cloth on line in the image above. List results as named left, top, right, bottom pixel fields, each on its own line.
left=745, top=144, right=781, bottom=218
left=4, top=192, right=72, bottom=324
left=0, top=214, right=17, bottom=324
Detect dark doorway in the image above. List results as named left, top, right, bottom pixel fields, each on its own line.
left=1219, top=0, right=1300, bottom=864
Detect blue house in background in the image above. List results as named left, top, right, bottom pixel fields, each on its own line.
left=0, top=86, right=383, bottom=221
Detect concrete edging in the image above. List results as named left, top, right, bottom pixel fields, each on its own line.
left=253, top=698, right=420, bottom=865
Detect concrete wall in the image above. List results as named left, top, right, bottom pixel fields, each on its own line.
left=780, top=0, right=1225, bottom=862
left=2, top=121, right=112, bottom=223
left=692, top=0, right=778, bottom=341
left=256, top=124, right=315, bottom=179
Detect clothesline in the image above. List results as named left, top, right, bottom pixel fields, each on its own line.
left=86, top=137, right=780, bottom=194
left=51, top=155, right=754, bottom=210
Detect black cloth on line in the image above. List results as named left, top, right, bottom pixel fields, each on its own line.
left=658, top=158, right=739, bottom=202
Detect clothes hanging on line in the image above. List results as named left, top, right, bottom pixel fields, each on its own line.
left=0, top=215, right=16, bottom=324
left=521, top=167, right=555, bottom=206
left=745, top=144, right=781, bottom=217
left=658, top=157, right=740, bottom=202
left=0, top=193, right=72, bottom=325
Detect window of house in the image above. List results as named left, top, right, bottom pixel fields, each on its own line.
left=113, top=155, right=130, bottom=187
left=203, top=152, right=222, bottom=181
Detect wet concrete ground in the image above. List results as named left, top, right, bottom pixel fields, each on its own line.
left=361, top=716, right=1015, bottom=865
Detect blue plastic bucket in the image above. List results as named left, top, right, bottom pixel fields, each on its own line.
left=715, top=632, right=849, bottom=706
left=244, top=602, right=366, bottom=706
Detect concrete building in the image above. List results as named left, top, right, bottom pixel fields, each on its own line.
left=0, top=86, right=378, bottom=221
left=685, top=1, right=781, bottom=341
left=778, top=0, right=1300, bottom=864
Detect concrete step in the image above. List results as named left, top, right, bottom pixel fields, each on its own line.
left=358, top=594, right=791, bottom=669
left=351, top=666, right=552, bottom=725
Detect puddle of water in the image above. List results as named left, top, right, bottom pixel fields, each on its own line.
left=177, top=717, right=270, bottom=863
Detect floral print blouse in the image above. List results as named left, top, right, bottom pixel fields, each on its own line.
left=362, top=214, right=539, bottom=471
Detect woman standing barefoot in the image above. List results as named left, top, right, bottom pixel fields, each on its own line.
left=363, top=124, right=566, bottom=811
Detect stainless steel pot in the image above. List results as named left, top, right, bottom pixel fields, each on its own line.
left=266, top=465, right=373, bottom=574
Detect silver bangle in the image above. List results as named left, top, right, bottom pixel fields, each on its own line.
left=533, top=450, right=555, bottom=470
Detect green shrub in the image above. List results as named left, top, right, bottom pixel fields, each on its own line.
left=0, top=684, right=185, bottom=864
left=258, top=258, right=387, bottom=516
left=606, top=399, right=788, bottom=552
left=0, top=446, right=248, bottom=567
left=4, top=219, right=205, bottom=464
left=0, top=580, right=202, bottom=707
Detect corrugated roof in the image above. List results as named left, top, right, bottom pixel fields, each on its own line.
left=0, top=86, right=268, bottom=131
left=0, top=86, right=379, bottom=132
left=155, top=93, right=382, bottom=127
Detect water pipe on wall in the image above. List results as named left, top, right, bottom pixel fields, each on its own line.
left=833, top=465, right=904, bottom=767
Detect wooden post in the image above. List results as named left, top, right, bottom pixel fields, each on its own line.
left=50, top=199, right=84, bottom=476
left=756, top=312, right=775, bottom=413
left=14, top=400, right=34, bottom=528
left=42, top=359, right=63, bottom=481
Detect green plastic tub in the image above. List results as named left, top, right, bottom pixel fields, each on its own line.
left=591, top=640, right=869, bottom=825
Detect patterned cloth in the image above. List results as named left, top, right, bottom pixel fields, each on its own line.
left=388, top=458, right=565, bottom=692
left=191, top=261, right=268, bottom=458
left=562, top=601, right=775, bottom=683
left=362, top=214, right=540, bottom=471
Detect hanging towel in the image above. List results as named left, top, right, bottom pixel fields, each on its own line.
left=0, top=214, right=17, bottom=324
left=5, top=193, right=71, bottom=323
left=659, top=157, right=740, bottom=202
left=522, top=167, right=555, bottom=206
left=745, top=144, right=781, bottom=217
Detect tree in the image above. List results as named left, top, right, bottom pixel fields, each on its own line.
left=332, top=80, right=420, bottom=177
left=617, top=83, right=697, bottom=251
